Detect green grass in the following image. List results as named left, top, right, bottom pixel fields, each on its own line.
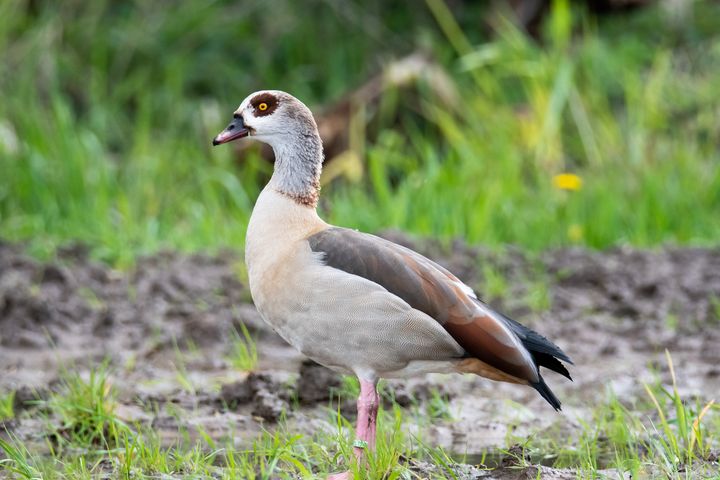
left=329, top=1, right=720, bottom=250
left=0, top=1, right=719, bottom=265
left=0, top=364, right=440, bottom=479
left=226, top=323, right=259, bottom=372
left=545, top=353, right=719, bottom=479
left=516, top=394, right=714, bottom=476
left=0, top=391, right=15, bottom=421
left=44, top=363, right=129, bottom=451
left=0, top=434, right=44, bottom=480
left=1, top=354, right=717, bottom=478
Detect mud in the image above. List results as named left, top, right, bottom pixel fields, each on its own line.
left=1, top=236, right=719, bottom=478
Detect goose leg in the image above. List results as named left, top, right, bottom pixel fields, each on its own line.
left=327, top=379, right=379, bottom=480
left=354, top=379, right=379, bottom=456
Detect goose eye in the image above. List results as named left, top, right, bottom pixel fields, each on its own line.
left=258, top=102, right=268, bottom=111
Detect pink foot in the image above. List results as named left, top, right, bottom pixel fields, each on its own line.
left=326, top=471, right=352, bottom=480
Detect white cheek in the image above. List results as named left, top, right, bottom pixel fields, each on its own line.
left=246, top=116, right=273, bottom=140
left=242, top=111, right=259, bottom=129
left=248, top=114, right=273, bottom=131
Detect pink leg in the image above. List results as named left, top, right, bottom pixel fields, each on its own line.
left=353, top=379, right=379, bottom=458
left=327, top=378, right=379, bottom=479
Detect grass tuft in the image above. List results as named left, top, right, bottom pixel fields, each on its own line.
left=550, top=351, right=718, bottom=477
left=0, top=435, right=44, bottom=480
left=642, top=350, right=717, bottom=475
left=227, top=322, right=259, bottom=372
left=45, top=363, right=129, bottom=451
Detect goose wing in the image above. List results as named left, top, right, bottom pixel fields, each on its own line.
left=308, top=227, right=571, bottom=385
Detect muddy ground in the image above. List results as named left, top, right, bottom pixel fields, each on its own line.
left=1, top=235, right=720, bottom=478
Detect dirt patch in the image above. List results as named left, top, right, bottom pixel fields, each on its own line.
left=297, top=358, right=344, bottom=405
left=218, top=372, right=292, bottom=421
left=1, top=236, right=719, bottom=477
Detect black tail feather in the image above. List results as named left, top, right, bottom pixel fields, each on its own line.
left=500, top=313, right=573, bottom=365
left=531, top=375, right=562, bottom=411
left=472, top=300, right=571, bottom=410
left=532, top=351, right=572, bottom=381
left=491, top=307, right=571, bottom=409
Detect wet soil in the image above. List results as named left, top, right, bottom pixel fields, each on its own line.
left=1, top=235, right=719, bottom=478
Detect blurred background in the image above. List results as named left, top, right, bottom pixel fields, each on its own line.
left=1, top=0, right=719, bottom=264
left=2, top=2, right=720, bottom=477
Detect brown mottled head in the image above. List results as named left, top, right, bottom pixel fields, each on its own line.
left=213, top=90, right=318, bottom=146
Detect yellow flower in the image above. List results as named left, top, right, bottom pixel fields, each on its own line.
left=553, top=173, right=583, bottom=191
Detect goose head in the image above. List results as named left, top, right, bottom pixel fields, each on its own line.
left=212, top=90, right=318, bottom=148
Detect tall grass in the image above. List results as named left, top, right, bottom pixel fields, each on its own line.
left=1, top=0, right=719, bottom=264
left=328, top=1, right=720, bottom=249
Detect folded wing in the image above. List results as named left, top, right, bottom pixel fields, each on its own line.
left=308, top=228, right=571, bottom=390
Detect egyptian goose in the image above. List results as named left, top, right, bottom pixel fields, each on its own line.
left=213, top=90, right=572, bottom=479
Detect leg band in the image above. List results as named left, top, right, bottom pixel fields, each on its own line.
left=352, top=439, right=368, bottom=449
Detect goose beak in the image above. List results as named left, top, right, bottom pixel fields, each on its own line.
left=213, top=116, right=250, bottom=146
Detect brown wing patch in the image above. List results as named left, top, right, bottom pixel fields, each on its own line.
left=445, top=315, right=536, bottom=380
left=455, top=358, right=527, bottom=384
left=307, top=227, right=539, bottom=383
left=250, top=92, right=279, bottom=117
